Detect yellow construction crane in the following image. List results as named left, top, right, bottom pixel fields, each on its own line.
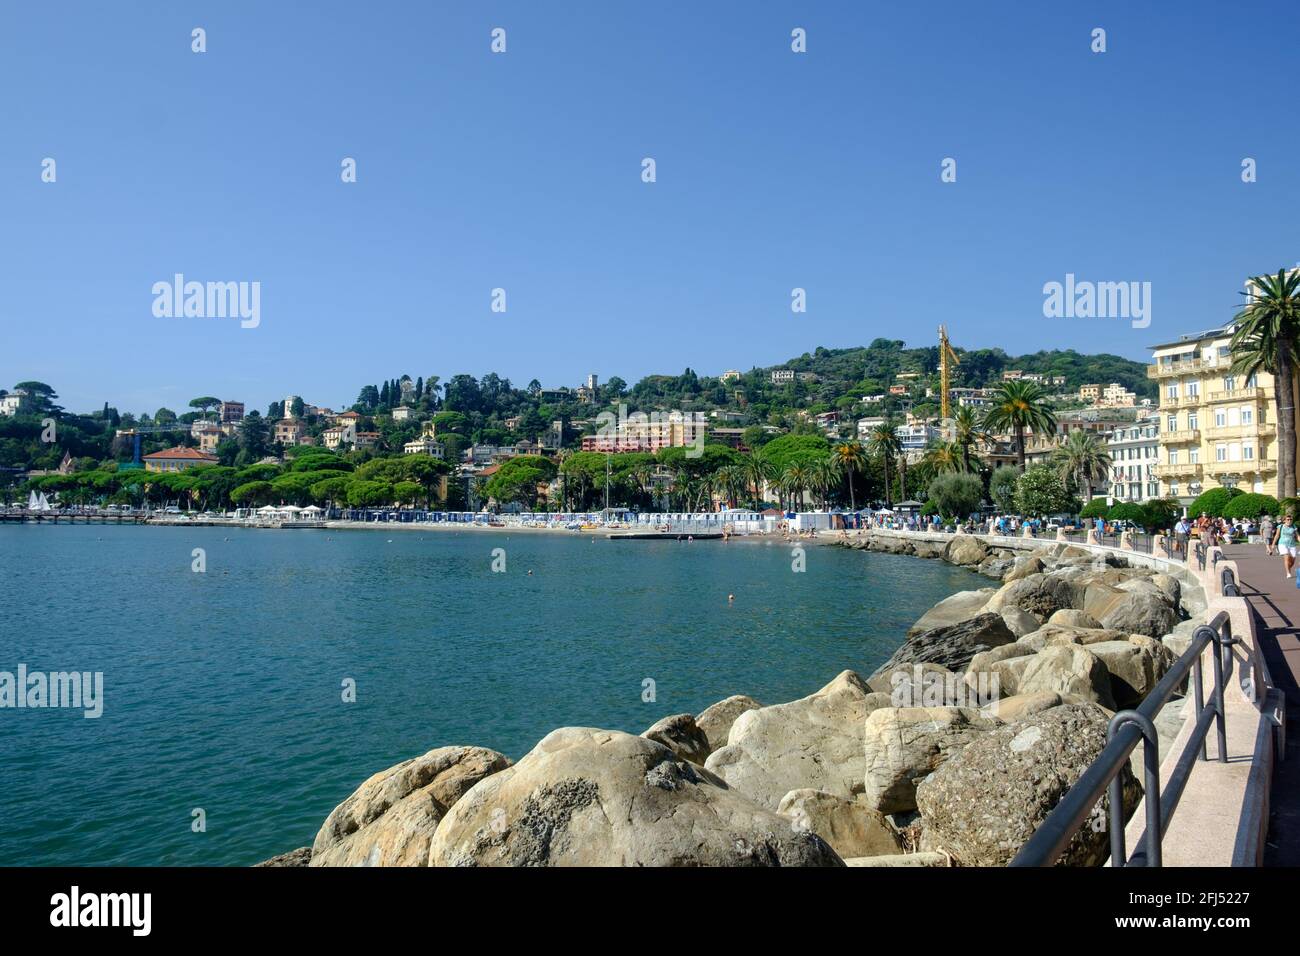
left=938, top=325, right=960, bottom=419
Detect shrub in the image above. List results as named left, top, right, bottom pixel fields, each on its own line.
left=1222, top=493, right=1279, bottom=519
left=1107, top=502, right=1147, bottom=525
left=1186, top=487, right=1242, bottom=518
left=926, top=472, right=983, bottom=520
left=1080, top=498, right=1110, bottom=519
left=1141, top=498, right=1181, bottom=531
left=989, top=466, right=1019, bottom=513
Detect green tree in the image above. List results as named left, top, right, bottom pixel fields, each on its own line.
left=926, top=472, right=983, bottom=519
left=1222, top=493, right=1279, bottom=519
left=1013, top=465, right=1074, bottom=517
left=1186, top=486, right=1242, bottom=517
left=981, top=380, right=1057, bottom=470
left=1051, top=430, right=1112, bottom=500
left=865, top=425, right=899, bottom=507
left=1231, top=268, right=1300, bottom=497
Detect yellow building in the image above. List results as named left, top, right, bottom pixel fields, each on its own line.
left=1149, top=324, right=1277, bottom=504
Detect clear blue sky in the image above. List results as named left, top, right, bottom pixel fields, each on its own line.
left=2, top=0, right=1297, bottom=416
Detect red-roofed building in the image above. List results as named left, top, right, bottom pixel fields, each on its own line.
left=143, top=446, right=219, bottom=473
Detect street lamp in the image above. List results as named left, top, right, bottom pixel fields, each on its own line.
left=1221, top=473, right=1240, bottom=491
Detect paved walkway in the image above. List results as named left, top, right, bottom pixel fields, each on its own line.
left=1221, top=542, right=1300, bottom=866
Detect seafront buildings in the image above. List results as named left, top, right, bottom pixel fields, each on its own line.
left=1106, top=417, right=1161, bottom=503
left=1149, top=323, right=1278, bottom=505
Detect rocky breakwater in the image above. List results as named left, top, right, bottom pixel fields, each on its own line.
left=257, top=536, right=1204, bottom=867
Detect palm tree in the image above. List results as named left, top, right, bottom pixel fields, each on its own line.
left=866, top=425, right=901, bottom=507
left=833, top=438, right=871, bottom=511
left=741, top=452, right=775, bottom=511
left=1051, top=430, right=1112, bottom=501
left=924, top=439, right=961, bottom=473
left=783, top=463, right=811, bottom=511
left=953, top=405, right=990, bottom=473
left=810, top=456, right=838, bottom=509
left=1232, top=268, right=1300, bottom=498
left=981, top=380, right=1057, bottom=471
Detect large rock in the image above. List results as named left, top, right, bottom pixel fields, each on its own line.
left=862, top=706, right=1002, bottom=813
left=1048, top=609, right=1101, bottom=629
left=844, top=851, right=950, bottom=867
left=1096, top=591, right=1180, bottom=639
left=428, top=728, right=843, bottom=866
left=915, top=704, right=1141, bottom=866
left=312, top=745, right=511, bottom=867
left=1026, top=623, right=1132, bottom=649
left=642, top=713, right=712, bottom=764
left=254, top=847, right=312, bottom=867
left=1087, top=638, right=1178, bottom=709
left=906, top=589, right=997, bottom=636
left=1016, top=645, right=1116, bottom=709
left=872, top=613, right=1017, bottom=676
left=946, top=536, right=989, bottom=566
left=777, top=788, right=905, bottom=858
left=1000, top=606, right=1042, bottom=638
left=1003, top=555, right=1046, bottom=583
left=705, top=671, right=873, bottom=808
left=981, top=691, right=1064, bottom=723
left=1161, top=618, right=1202, bottom=658
left=986, top=573, right=1080, bottom=622
left=695, top=694, right=762, bottom=753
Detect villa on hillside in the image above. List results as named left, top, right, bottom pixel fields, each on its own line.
left=143, top=447, right=219, bottom=473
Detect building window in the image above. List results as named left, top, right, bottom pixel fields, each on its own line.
left=1223, top=376, right=1236, bottom=392
left=1168, top=449, right=1178, bottom=464
left=1188, top=412, right=1198, bottom=430
left=1186, top=381, right=1199, bottom=398
left=1189, top=448, right=1199, bottom=464
left=1242, top=407, right=1253, bottom=426
left=1166, top=385, right=1178, bottom=400
left=1215, top=409, right=1227, bottom=428
left=1167, top=415, right=1177, bottom=431
left=1216, top=444, right=1227, bottom=462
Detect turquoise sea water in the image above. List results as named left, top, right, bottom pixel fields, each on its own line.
left=0, top=525, right=985, bottom=866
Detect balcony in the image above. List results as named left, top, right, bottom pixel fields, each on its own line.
left=1160, top=429, right=1200, bottom=444
left=1205, top=422, right=1275, bottom=440
left=1205, top=459, right=1275, bottom=476
left=1206, top=387, right=1266, bottom=404
left=1155, top=462, right=1203, bottom=480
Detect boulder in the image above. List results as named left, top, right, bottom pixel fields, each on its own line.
left=695, top=694, right=762, bottom=753
left=642, top=713, right=712, bottom=764
left=1015, top=645, right=1116, bottom=709
left=777, top=789, right=905, bottom=858
left=705, top=670, right=873, bottom=808
left=1086, top=638, right=1177, bottom=709
left=978, top=556, right=1016, bottom=579
left=980, top=691, right=1064, bottom=723
left=254, top=847, right=312, bottom=867
left=965, top=643, right=1036, bottom=700
left=946, top=536, right=989, bottom=566
left=312, top=745, right=511, bottom=867
left=915, top=703, right=1141, bottom=866
left=867, top=663, right=962, bottom=706
left=428, top=728, right=843, bottom=867
left=1161, top=618, right=1202, bottom=659
left=1048, top=609, right=1102, bottom=629
left=913, top=540, right=948, bottom=559
left=1150, top=574, right=1182, bottom=607
left=973, top=653, right=1036, bottom=698
left=906, top=588, right=998, bottom=636
left=862, top=706, right=1002, bottom=813
left=872, top=613, right=1017, bottom=676
left=1096, top=591, right=1180, bottom=639
left=1003, top=556, right=1046, bottom=583
left=1033, top=624, right=1133, bottom=648
left=986, top=573, right=1080, bottom=622
left=1000, top=606, right=1043, bottom=637
left=844, top=852, right=950, bottom=867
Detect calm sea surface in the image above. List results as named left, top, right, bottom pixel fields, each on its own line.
left=0, top=524, right=985, bottom=866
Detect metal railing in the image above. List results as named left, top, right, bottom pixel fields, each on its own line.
left=1010, top=606, right=1238, bottom=867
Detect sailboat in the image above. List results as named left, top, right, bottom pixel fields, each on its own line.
left=27, top=491, right=52, bottom=512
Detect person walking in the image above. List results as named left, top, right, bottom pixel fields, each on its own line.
left=1174, top=516, right=1190, bottom=559
left=1261, top=512, right=1276, bottom=555
left=1272, top=513, right=1298, bottom=579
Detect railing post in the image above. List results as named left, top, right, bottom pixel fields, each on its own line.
left=1193, top=652, right=1206, bottom=761
left=1211, top=624, right=1233, bottom=763
left=1107, top=711, right=1162, bottom=867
